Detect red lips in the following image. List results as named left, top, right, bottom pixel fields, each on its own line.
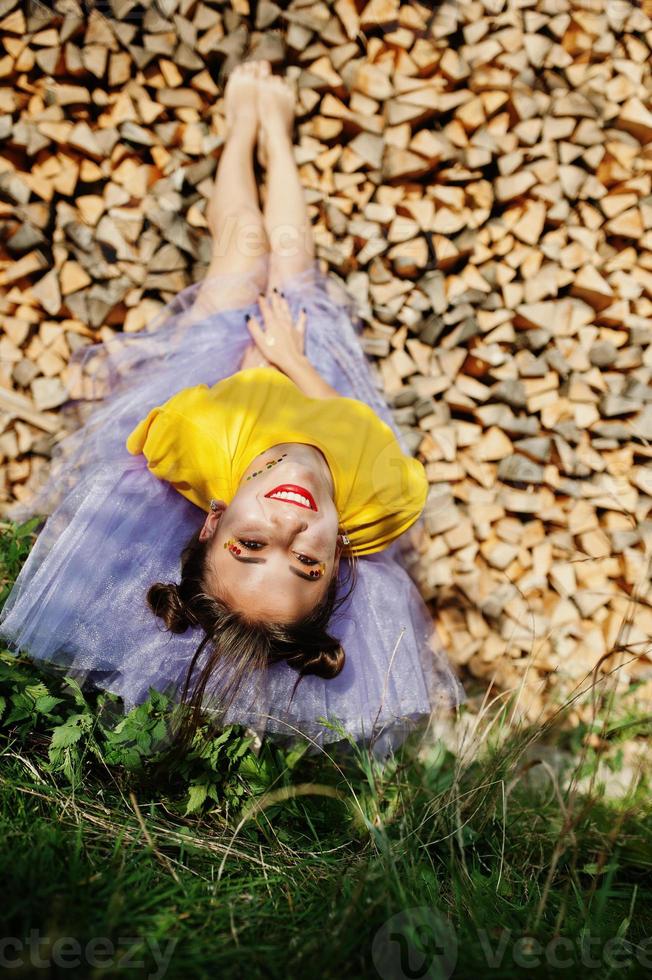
left=264, top=484, right=317, bottom=511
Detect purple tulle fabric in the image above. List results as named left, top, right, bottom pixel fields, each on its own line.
left=0, top=260, right=465, bottom=758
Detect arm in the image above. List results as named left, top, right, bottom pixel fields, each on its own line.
left=239, top=338, right=338, bottom=398
left=246, top=290, right=340, bottom=399
left=280, top=352, right=340, bottom=400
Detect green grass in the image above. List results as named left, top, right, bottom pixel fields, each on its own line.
left=1, top=517, right=651, bottom=979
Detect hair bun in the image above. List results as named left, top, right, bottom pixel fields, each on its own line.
left=286, top=644, right=345, bottom=680
left=147, top=581, right=192, bottom=634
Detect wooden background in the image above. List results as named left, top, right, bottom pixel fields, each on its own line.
left=1, top=0, right=651, bottom=723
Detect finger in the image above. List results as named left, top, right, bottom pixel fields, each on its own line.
left=271, top=288, right=293, bottom=325
left=269, top=289, right=284, bottom=321
left=248, top=311, right=278, bottom=353
left=258, top=294, right=275, bottom=331
left=246, top=313, right=267, bottom=348
left=280, top=292, right=293, bottom=324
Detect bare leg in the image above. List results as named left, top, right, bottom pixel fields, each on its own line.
left=194, top=62, right=269, bottom=315
left=257, top=68, right=315, bottom=289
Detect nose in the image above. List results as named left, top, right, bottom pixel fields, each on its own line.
left=264, top=499, right=309, bottom=538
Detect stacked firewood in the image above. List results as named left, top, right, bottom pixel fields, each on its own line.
left=1, top=0, right=651, bottom=721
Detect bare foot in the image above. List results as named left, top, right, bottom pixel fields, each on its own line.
left=256, top=67, right=296, bottom=169
left=224, top=61, right=260, bottom=143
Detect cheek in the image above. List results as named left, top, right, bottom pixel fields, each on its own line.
left=220, top=494, right=256, bottom=527
left=326, top=503, right=341, bottom=537
left=312, top=513, right=340, bottom=555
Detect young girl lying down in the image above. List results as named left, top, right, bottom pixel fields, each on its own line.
left=0, top=61, right=464, bottom=758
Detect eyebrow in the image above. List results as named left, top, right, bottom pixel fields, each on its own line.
left=228, top=552, right=321, bottom=583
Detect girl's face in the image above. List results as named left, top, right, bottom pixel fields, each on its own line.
left=199, top=443, right=341, bottom=623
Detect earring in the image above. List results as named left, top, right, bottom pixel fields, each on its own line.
left=224, top=538, right=241, bottom=555
left=210, top=498, right=220, bottom=512
left=339, top=532, right=350, bottom=546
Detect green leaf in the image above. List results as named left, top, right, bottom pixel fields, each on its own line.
left=135, top=731, right=152, bottom=754
left=51, top=722, right=83, bottom=749
left=151, top=718, right=168, bottom=744
left=4, top=694, right=35, bottom=724
left=61, top=674, right=90, bottom=708
left=210, top=728, right=235, bottom=750
left=285, top=741, right=310, bottom=770
left=185, top=782, right=209, bottom=815
left=35, top=694, right=63, bottom=715
left=121, top=747, right=143, bottom=769
left=227, top=736, right=255, bottom=762
left=0, top=659, right=19, bottom=679
left=25, top=681, right=50, bottom=701
left=582, top=863, right=598, bottom=875
left=207, top=783, right=222, bottom=803
left=15, top=516, right=42, bottom=538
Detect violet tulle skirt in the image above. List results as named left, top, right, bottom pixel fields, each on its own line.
left=0, top=259, right=465, bottom=758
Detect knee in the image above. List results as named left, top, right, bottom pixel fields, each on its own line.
left=207, top=204, right=268, bottom=255
left=267, top=249, right=315, bottom=290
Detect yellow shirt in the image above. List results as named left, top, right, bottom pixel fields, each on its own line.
left=125, top=367, right=427, bottom=556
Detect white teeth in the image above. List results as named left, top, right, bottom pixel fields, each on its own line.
left=270, top=490, right=311, bottom=508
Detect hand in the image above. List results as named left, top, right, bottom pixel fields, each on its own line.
left=246, top=290, right=307, bottom=376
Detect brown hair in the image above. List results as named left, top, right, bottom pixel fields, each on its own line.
left=147, top=526, right=354, bottom=754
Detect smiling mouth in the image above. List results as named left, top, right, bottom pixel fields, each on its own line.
left=264, top=484, right=317, bottom=511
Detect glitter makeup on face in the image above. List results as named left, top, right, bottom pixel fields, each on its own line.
left=246, top=453, right=288, bottom=481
